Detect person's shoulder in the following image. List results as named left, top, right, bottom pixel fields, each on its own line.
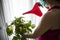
left=44, top=9, right=60, bottom=17
left=43, top=11, right=52, bottom=18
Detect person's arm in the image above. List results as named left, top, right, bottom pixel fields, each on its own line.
left=24, top=13, right=52, bottom=38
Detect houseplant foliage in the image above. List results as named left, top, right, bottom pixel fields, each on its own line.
left=6, top=17, right=35, bottom=40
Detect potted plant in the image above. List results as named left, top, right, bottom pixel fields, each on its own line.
left=6, top=17, right=35, bottom=40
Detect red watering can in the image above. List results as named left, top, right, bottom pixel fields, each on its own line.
left=23, top=2, right=43, bottom=17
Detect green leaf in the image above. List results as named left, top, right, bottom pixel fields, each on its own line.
left=24, top=21, right=31, bottom=28
left=6, top=25, right=13, bottom=36
left=20, top=38, right=27, bottom=40
left=31, top=24, right=35, bottom=29
left=27, top=28, right=32, bottom=32
left=12, top=36, right=18, bottom=40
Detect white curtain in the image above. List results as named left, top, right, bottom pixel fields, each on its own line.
left=0, top=0, right=8, bottom=40
left=2, top=0, right=48, bottom=40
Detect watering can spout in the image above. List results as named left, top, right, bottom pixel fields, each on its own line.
left=23, top=2, right=43, bottom=17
